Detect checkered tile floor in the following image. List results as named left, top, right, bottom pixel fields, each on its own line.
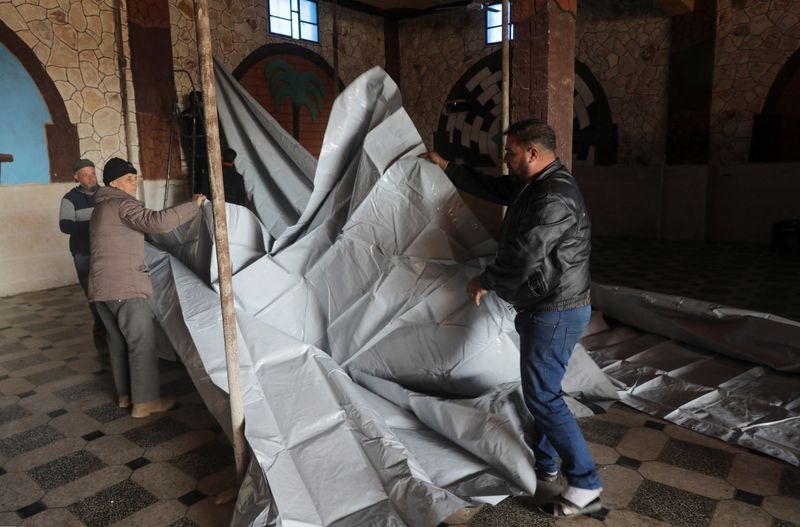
left=1, top=238, right=799, bottom=526
left=445, top=403, right=800, bottom=526
left=0, top=286, right=236, bottom=526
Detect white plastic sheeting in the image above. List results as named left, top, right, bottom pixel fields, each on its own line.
left=146, top=65, right=617, bottom=526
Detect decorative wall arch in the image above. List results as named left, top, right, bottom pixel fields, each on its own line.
left=433, top=53, right=618, bottom=169
left=750, top=48, right=800, bottom=163
left=233, top=44, right=343, bottom=158
left=573, top=59, right=618, bottom=166
left=0, top=19, right=78, bottom=183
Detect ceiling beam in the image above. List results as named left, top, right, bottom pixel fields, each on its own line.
left=656, top=0, right=694, bottom=16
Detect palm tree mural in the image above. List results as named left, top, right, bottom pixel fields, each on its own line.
left=264, top=59, right=325, bottom=140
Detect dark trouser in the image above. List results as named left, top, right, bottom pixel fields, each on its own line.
left=95, top=298, right=161, bottom=404
left=515, top=304, right=601, bottom=490
left=72, top=253, right=103, bottom=331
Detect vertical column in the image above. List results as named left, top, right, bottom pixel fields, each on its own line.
left=511, top=0, right=577, bottom=168
left=127, top=0, right=180, bottom=183
left=665, top=0, right=716, bottom=164
left=384, top=17, right=401, bottom=87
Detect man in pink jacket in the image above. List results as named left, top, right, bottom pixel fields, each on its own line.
left=89, top=157, right=205, bottom=418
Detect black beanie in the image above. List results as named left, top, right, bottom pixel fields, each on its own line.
left=103, top=157, right=137, bottom=186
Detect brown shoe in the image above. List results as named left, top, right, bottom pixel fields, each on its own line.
left=118, top=395, right=131, bottom=409
left=131, top=396, right=176, bottom=419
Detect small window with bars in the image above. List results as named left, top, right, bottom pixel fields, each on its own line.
left=486, top=3, right=513, bottom=45
left=269, top=0, right=319, bottom=43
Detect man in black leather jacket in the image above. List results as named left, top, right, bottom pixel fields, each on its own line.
left=421, top=119, right=601, bottom=517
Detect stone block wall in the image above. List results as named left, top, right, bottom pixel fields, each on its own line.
left=0, top=0, right=135, bottom=167
left=576, top=2, right=671, bottom=166
left=710, top=0, right=800, bottom=164
left=398, top=8, right=496, bottom=148
left=0, top=0, right=139, bottom=297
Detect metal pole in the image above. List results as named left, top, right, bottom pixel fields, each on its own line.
left=501, top=0, right=510, bottom=175
left=163, top=101, right=177, bottom=209
left=333, top=0, right=340, bottom=97
left=193, top=0, right=248, bottom=484
left=114, top=0, right=140, bottom=197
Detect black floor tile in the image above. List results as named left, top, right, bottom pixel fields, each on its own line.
left=0, top=425, right=65, bottom=457
left=47, top=408, right=68, bottom=419
left=644, top=420, right=666, bottom=431
left=588, top=507, right=609, bottom=521
left=68, top=479, right=157, bottom=527
left=123, top=417, right=191, bottom=448
left=18, top=390, right=36, bottom=398
left=616, top=456, right=642, bottom=470
left=178, top=489, right=206, bottom=506
left=28, top=450, right=106, bottom=491
left=126, top=457, right=151, bottom=471
left=734, top=489, right=763, bottom=506
left=16, top=500, right=47, bottom=519
left=82, top=430, right=105, bottom=442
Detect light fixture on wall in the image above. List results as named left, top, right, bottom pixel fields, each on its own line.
left=434, top=1, right=499, bottom=12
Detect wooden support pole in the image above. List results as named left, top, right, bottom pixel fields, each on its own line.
left=193, top=0, right=248, bottom=484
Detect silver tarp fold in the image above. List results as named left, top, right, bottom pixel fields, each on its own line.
left=586, top=284, right=800, bottom=465
left=145, top=63, right=799, bottom=526
left=147, top=64, right=617, bottom=526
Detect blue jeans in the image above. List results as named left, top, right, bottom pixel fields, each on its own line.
left=515, top=304, right=601, bottom=490
left=73, top=253, right=103, bottom=330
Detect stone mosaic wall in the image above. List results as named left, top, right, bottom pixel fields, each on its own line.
left=0, top=0, right=136, bottom=170
left=710, top=0, right=800, bottom=164
left=576, top=2, right=671, bottom=165
left=398, top=8, right=495, bottom=148
left=0, top=0, right=139, bottom=296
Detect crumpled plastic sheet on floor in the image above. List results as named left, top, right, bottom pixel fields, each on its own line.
left=146, top=64, right=619, bottom=527
left=586, top=284, right=800, bottom=466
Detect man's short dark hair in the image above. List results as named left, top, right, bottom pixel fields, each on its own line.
left=222, top=148, right=237, bottom=164
left=505, top=119, right=556, bottom=152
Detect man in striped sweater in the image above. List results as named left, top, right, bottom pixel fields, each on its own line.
left=59, top=158, right=104, bottom=336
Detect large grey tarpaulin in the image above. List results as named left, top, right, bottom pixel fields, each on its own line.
left=145, top=63, right=799, bottom=526
left=147, top=64, right=617, bottom=526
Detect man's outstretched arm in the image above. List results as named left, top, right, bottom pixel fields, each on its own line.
left=419, top=151, right=519, bottom=205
